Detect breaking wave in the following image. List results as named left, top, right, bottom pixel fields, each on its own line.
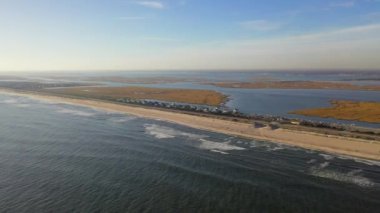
left=14, top=104, right=31, bottom=108
left=337, top=155, right=380, bottom=167
left=320, top=154, right=335, bottom=160
left=144, top=124, right=246, bottom=154
left=144, top=124, right=206, bottom=140
left=109, top=116, right=137, bottom=123
left=198, top=138, right=246, bottom=152
left=0, top=98, right=32, bottom=108
left=307, top=159, right=317, bottom=164
left=310, top=166, right=375, bottom=187
left=249, top=141, right=288, bottom=152
left=210, top=150, right=229, bottom=155
left=1, top=99, right=19, bottom=104
left=56, top=109, right=95, bottom=117
left=319, top=162, right=330, bottom=169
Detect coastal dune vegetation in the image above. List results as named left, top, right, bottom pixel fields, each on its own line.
left=49, top=87, right=226, bottom=106
left=292, top=100, right=380, bottom=123
left=83, top=76, right=200, bottom=84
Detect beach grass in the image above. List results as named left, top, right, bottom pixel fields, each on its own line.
left=49, top=86, right=227, bottom=106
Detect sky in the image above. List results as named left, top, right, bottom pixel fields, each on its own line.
left=0, top=0, right=380, bottom=72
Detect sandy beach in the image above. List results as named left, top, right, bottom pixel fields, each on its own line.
left=1, top=89, right=380, bottom=161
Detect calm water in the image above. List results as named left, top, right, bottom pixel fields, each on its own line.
left=57, top=70, right=380, bottom=82
left=0, top=94, right=380, bottom=212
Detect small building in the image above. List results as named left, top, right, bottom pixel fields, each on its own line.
left=269, top=122, right=280, bottom=130
left=291, top=121, right=301, bottom=125
left=253, top=122, right=265, bottom=128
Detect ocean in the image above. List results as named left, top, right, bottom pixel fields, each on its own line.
left=0, top=93, right=380, bottom=212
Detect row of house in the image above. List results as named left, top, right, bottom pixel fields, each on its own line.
left=115, top=97, right=379, bottom=136
left=116, top=98, right=240, bottom=116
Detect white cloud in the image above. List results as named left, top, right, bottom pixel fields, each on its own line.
left=239, top=20, right=282, bottom=31
left=136, top=1, right=164, bottom=9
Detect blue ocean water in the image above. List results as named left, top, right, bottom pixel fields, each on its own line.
left=0, top=93, right=380, bottom=212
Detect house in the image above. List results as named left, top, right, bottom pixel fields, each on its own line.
left=291, top=121, right=301, bottom=125
left=269, top=122, right=280, bottom=130
left=253, top=122, right=265, bottom=128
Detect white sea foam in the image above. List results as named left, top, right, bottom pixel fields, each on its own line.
left=249, top=141, right=285, bottom=152
left=248, top=138, right=300, bottom=151
left=56, top=109, right=95, bottom=117
left=144, top=124, right=206, bottom=140
left=144, top=124, right=246, bottom=154
left=146, top=128, right=175, bottom=139
left=249, top=141, right=271, bottom=148
left=336, top=156, right=380, bottom=167
left=109, top=116, right=137, bottom=123
left=319, top=154, right=335, bottom=160
left=311, top=170, right=375, bottom=187
left=319, top=162, right=330, bottom=169
left=198, top=138, right=246, bottom=152
left=1, top=99, right=19, bottom=104
left=310, top=167, right=375, bottom=187
left=15, top=103, right=31, bottom=108
left=1, top=98, right=32, bottom=108
left=211, top=150, right=229, bottom=155
left=352, top=159, right=380, bottom=167
left=266, top=146, right=285, bottom=152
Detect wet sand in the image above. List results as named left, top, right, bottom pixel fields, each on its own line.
left=1, top=89, right=380, bottom=161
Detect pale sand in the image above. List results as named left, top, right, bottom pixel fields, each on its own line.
left=1, top=89, right=380, bottom=161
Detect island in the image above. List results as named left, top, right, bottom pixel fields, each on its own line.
left=47, top=86, right=227, bottom=106
left=83, top=76, right=201, bottom=84
left=206, top=81, right=380, bottom=91
left=291, top=100, right=380, bottom=123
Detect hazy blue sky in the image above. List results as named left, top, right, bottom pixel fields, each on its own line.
left=1, top=0, right=380, bottom=71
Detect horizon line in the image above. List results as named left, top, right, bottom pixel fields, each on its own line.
left=1, top=68, right=380, bottom=74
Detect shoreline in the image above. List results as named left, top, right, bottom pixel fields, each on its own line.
left=1, top=89, right=380, bottom=161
